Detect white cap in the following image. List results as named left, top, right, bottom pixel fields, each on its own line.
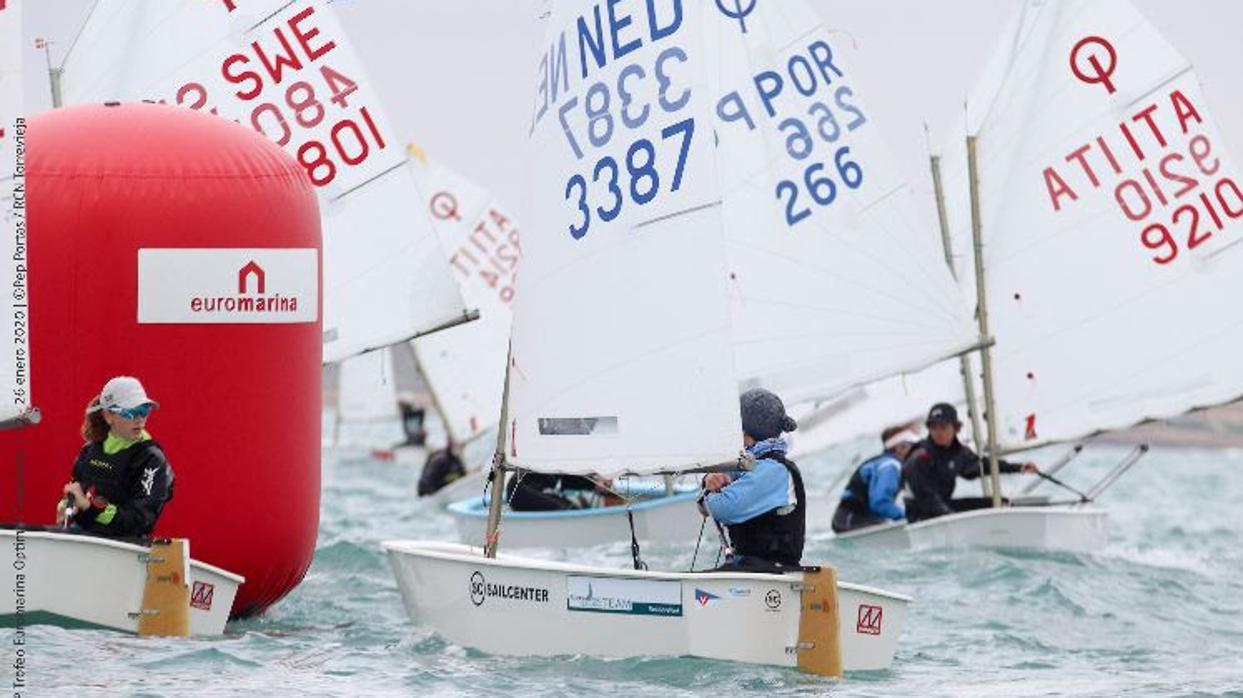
left=95, top=376, right=158, bottom=412
left=883, top=428, right=922, bottom=451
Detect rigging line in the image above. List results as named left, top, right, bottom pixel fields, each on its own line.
left=631, top=200, right=722, bottom=230
left=688, top=508, right=709, bottom=573
left=58, top=0, right=102, bottom=70
left=327, top=160, right=406, bottom=201
left=250, top=1, right=300, bottom=33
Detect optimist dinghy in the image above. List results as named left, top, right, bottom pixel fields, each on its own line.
left=811, top=0, right=1243, bottom=551
left=1, top=527, right=242, bottom=636
left=384, top=0, right=928, bottom=675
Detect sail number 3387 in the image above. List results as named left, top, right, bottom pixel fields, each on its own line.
left=559, top=44, right=695, bottom=241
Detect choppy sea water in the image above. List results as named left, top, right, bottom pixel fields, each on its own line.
left=10, top=415, right=1243, bottom=697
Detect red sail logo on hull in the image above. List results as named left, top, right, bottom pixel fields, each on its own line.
left=191, top=581, right=216, bottom=611
left=857, top=604, right=883, bottom=635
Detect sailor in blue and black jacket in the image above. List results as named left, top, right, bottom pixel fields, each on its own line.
left=831, top=426, right=922, bottom=533
left=702, top=388, right=804, bottom=573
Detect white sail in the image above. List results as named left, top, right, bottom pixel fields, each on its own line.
left=960, top=0, right=1243, bottom=450
left=707, top=1, right=977, bottom=404
left=0, top=0, right=29, bottom=424
left=406, top=150, right=516, bottom=443
left=510, top=0, right=742, bottom=475
left=788, top=363, right=971, bottom=458
left=336, top=348, right=397, bottom=424
left=57, top=0, right=469, bottom=363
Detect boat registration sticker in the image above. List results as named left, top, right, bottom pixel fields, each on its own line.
left=191, top=581, right=215, bottom=611
left=566, top=576, right=682, bottom=617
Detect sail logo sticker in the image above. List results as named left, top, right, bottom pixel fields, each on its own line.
left=190, top=581, right=215, bottom=611
left=137, top=248, right=318, bottom=324
left=693, top=588, right=719, bottom=606
left=1069, top=36, right=1118, bottom=95
left=764, top=589, right=782, bottom=611
left=715, top=0, right=757, bottom=34
left=856, top=604, right=883, bottom=635
left=469, top=570, right=549, bottom=607
left=567, top=576, right=681, bottom=617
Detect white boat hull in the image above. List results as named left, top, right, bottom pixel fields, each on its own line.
left=1, top=529, right=243, bottom=636
left=829, top=506, right=1108, bottom=552
left=383, top=541, right=908, bottom=672
left=448, top=491, right=705, bottom=548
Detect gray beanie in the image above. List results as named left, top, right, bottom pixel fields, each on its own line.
left=740, top=388, right=797, bottom=441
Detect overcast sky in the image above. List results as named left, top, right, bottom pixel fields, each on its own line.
left=19, top=0, right=1243, bottom=220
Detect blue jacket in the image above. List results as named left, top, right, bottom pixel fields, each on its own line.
left=840, top=452, right=904, bottom=520
left=705, top=438, right=794, bottom=525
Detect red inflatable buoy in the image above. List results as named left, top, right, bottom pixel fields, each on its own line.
left=1, top=103, right=322, bottom=617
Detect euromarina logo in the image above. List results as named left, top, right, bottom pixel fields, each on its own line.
left=138, top=248, right=317, bottom=324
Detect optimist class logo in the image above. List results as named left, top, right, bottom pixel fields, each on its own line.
left=694, top=588, right=719, bottom=606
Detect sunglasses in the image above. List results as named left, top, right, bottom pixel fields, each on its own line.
left=112, top=403, right=155, bottom=420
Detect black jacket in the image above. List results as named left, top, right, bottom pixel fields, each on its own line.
left=901, top=437, right=1022, bottom=522
left=417, top=448, right=466, bottom=496
left=726, top=452, right=806, bottom=568
left=70, top=438, right=174, bottom=537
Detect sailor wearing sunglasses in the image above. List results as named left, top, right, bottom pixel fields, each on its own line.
left=57, top=376, right=175, bottom=537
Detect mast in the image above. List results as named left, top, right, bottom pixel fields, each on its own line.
left=930, top=154, right=990, bottom=498
left=410, top=345, right=456, bottom=447
left=966, top=136, right=1004, bottom=508
left=482, top=343, right=513, bottom=558
left=40, top=39, right=62, bottom=108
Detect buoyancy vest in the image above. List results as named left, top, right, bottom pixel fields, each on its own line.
left=725, top=452, right=806, bottom=567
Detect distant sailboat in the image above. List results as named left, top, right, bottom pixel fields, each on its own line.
left=832, top=0, right=1243, bottom=551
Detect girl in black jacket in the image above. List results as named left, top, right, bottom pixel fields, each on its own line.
left=57, top=376, right=174, bottom=538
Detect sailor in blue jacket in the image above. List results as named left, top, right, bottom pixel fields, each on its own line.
left=701, top=388, right=805, bottom=572
left=830, top=425, right=922, bottom=533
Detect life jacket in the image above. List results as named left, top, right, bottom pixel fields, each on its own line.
left=726, top=452, right=806, bottom=567
left=841, top=452, right=897, bottom=514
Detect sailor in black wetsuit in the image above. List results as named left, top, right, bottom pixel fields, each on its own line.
left=417, top=440, right=467, bottom=496
left=505, top=470, right=606, bottom=511
left=58, top=376, right=174, bottom=538
left=901, top=403, right=1038, bottom=523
